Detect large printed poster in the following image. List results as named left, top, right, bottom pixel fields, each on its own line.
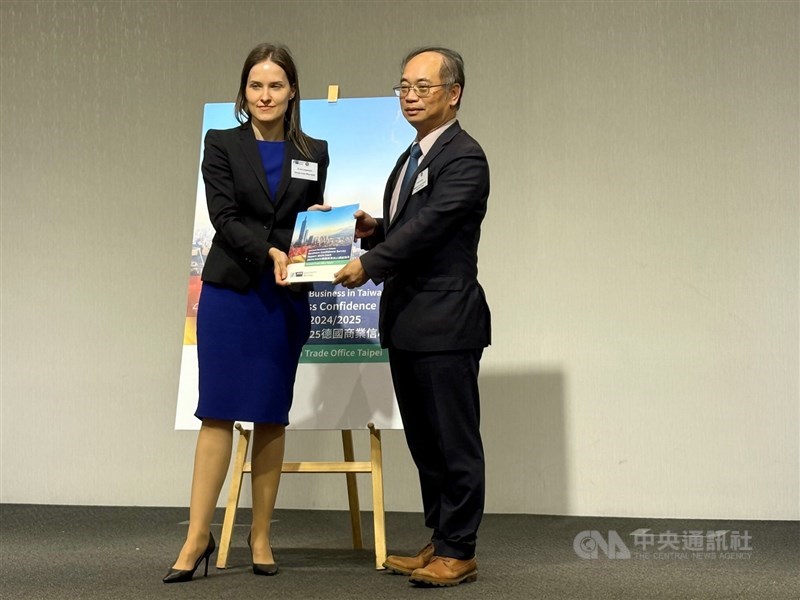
left=175, top=97, right=414, bottom=430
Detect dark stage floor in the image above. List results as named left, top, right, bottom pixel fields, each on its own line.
left=0, top=505, right=797, bottom=599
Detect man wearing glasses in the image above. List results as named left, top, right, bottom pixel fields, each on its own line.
left=334, top=46, right=491, bottom=587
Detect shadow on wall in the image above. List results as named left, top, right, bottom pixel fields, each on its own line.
left=289, top=362, right=397, bottom=431
left=480, top=369, right=568, bottom=515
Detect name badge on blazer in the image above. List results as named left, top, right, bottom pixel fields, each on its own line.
left=412, top=168, right=429, bottom=194
left=291, top=160, right=318, bottom=181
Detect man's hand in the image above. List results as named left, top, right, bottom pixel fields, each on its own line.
left=333, top=257, right=369, bottom=289
left=269, top=247, right=291, bottom=286
left=353, top=210, right=378, bottom=239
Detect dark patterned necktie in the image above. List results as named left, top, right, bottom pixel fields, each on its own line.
left=400, top=143, right=423, bottom=196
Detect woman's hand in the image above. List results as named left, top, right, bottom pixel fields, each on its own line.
left=268, top=247, right=291, bottom=286
left=308, top=203, right=332, bottom=212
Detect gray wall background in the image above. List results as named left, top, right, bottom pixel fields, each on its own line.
left=1, top=1, right=797, bottom=519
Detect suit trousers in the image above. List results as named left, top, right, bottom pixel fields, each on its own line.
left=388, top=348, right=485, bottom=560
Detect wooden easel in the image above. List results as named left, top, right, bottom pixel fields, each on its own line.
left=215, top=422, right=387, bottom=570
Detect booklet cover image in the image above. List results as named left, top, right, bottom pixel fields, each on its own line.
left=287, top=203, right=359, bottom=282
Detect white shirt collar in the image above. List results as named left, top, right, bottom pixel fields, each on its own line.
left=416, top=118, right=458, bottom=157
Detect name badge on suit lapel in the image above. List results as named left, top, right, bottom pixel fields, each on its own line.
left=412, top=168, right=428, bottom=194
left=291, top=160, right=318, bottom=181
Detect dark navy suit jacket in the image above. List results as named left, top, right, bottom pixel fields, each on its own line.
left=360, top=121, right=491, bottom=352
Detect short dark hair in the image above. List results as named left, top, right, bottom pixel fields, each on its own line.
left=234, top=43, right=314, bottom=158
left=401, top=46, right=465, bottom=108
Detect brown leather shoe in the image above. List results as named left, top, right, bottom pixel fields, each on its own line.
left=409, top=556, right=478, bottom=587
left=382, top=542, right=435, bottom=575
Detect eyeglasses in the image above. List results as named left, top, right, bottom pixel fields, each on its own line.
left=393, top=83, right=450, bottom=98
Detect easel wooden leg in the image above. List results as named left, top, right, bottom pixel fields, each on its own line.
left=342, top=430, right=364, bottom=549
left=369, top=423, right=387, bottom=569
left=216, top=423, right=251, bottom=569
left=215, top=425, right=388, bottom=570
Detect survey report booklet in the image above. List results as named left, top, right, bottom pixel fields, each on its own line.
left=286, top=203, right=359, bottom=283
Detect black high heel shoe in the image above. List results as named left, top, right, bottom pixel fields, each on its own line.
left=162, top=532, right=216, bottom=583
left=247, top=532, right=279, bottom=576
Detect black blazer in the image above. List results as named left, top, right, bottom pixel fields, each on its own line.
left=200, top=124, right=329, bottom=291
left=360, top=122, right=491, bottom=352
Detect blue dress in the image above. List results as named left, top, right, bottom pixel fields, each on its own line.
left=195, top=141, right=310, bottom=425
